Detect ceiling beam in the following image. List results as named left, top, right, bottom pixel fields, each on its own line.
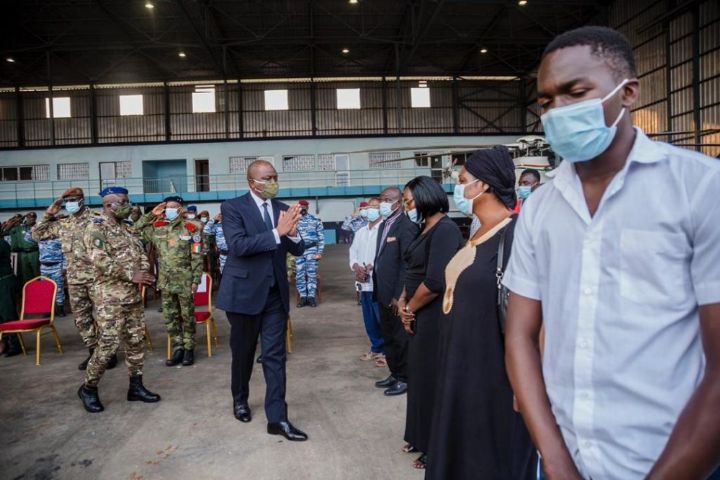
left=175, top=0, right=226, bottom=78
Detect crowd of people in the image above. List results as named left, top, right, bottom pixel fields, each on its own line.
left=344, top=26, right=720, bottom=480
left=0, top=25, right=719, bottom=479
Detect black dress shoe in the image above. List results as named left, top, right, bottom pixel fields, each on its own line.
left=256, top=355, right=263, bottom=364
left=296, top=297, right=307, bottom=308
left=78, top=384, right=104, bottom=413
left=106, top=353, right=118, bottom=370
left=166, top=348, right=184, bottom=367
left=267, top=421, right=308, bottom=441
left=375, top=375, right=397, bottom=388
left=127, top=375, right=161, bottom=402
left=78, top=348, right=94, bottom=370
left=182, top=349, right=194, bottom=366
left=234, top=402, right=252, bottom=422
left=384, top=380, right=408, bottom=396
left=308, top=297, right=317, bottom=308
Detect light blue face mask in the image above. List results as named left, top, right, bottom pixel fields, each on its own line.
left=165, top=208, right=179, bottom=221
left=359, top=209, right=368, bottom=219
left=518, top=185, right=532, bottom=200
left=366, top=208, right=380, bottom=222
left=407, top=209, right=419, bottom=223
left=65, top=201, right=82, bottom=214
left=453, top=180, right=481, bottom=217
left=379, top=201, right=396, bottom=218
left=541, top=79, right=628, bottom=163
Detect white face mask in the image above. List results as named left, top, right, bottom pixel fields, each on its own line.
left=187, top=214, right=196, bottom=220
left=200, top=217, right=208, bottom=224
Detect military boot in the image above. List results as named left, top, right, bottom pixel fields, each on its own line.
left=55, top=303, right=66, bottom=317
left=308, top=297, right=317, bottom=308
left=78, top=384, right=104, bottom=413
left=182, top=349, right=195, bottom=366
left=166, top=348, right=184, bottom=366
left=296, top=297, right=307, bottom=308
left=78, top=348, right=94, bottom=370
left=127, top=375, right=161, bottom=402
left=4, top=335, right=22, bottom=357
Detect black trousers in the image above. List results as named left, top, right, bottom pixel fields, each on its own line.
left=226, top=287, right=288, bottom=424
left=379, top=303, right=408, bottom=382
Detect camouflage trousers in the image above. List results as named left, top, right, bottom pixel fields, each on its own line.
left=40, top=264, right=65, bottom=305
left=85, top=301, right=145, bottom=387
left=162, top=291, right=196, bottom=351
left=68, top=283, right=97, bottom=348
left=295, top=254, right=319, bottom=297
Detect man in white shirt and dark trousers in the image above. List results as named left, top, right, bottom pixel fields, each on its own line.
left=349, top=197, right=385, bottom=363
left=504, top=26, right=720, bottom=480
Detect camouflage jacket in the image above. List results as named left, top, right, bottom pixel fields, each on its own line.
left=134, top=212, right=203, bottom=293
left=83, top=212, right=149, bottom=305
left=32, top=208, right=98, bottom=285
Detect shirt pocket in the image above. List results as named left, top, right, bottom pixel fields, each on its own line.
left=619, top=229, right=691, bottom=307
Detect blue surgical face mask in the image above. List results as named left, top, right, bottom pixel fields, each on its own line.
left=165, top=208, right=179, bottom=221
left=407, top=209, right=419, bottom=223
left=65, top=201, right=81, bottom=214
left=359, top=209, right=368, bottom=219
left=453, top=180, right=481, bottom=217
left=541, top=79, right=629, bottom=163
left=366, top=208, right=380, bottom=222
left=518, top=185, right=532, bottom=200
left=379, top=201, right=396, bottom=218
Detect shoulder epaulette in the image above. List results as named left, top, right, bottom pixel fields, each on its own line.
left=93, top=217, right=104, bottom=225
left=154, top=220, right=169, bottom=227
left=185, top=222, right=198, bottom=233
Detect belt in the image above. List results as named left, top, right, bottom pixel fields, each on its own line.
left=13, top=248, right=38, bottom=253
left=219, top=250, right=229, bottom=255
left=303, top=241, right=318, bottom=250
left=41, top=261, right=61, bottom=267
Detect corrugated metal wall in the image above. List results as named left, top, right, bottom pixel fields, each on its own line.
left=611, top=0, right=720, bottom=156
left=0, top=78, right=529, bottom=149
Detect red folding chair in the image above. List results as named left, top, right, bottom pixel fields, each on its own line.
left=166, top=272, right=218, bottom=358
left=0, top=276, right=63, bottom=365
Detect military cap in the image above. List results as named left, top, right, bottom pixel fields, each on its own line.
left=298, top=199, right=309, bottom=207
left=186, top=205, right=197, bottom=212
left=359, top=201, right=369, bottom=207
left=163, top=195, right=184, bottom=204
left=61, top=187, right=85, bottom=199
left=99, top=186, right=129, bottom=197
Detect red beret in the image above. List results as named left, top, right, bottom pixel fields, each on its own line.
left=62, top=187, right=85, bottom=199
left=298, top=200, right=309, bottom=206
left=359, top=201, right=369, bottom=207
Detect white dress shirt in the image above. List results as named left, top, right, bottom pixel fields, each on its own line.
left=503, top=129, right=720, bottom=479
left=249, top=191, right=300, bottom=244
left=348, top=220, right=382, bottom=292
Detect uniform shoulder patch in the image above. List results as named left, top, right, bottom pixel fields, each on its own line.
left=154, top=220, right=169, bottom=227
left=93, top=217, right=104, bottom=224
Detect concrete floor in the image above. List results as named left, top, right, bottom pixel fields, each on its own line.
left=0, top=244, right=424, bottom=480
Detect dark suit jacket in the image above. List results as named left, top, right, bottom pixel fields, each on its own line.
left=216, top=192, right=304, bottom=315
left=373, top=212, right=419, bottom=307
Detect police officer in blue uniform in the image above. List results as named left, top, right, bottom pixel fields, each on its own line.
left=24, top=230, right=67, bottom=316
left=295, top=200, right=324, bottom=308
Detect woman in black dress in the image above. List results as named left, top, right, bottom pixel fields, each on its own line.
left=398, top=176, right=464, bottom=470
left=425, top=146, right=536, bottom=480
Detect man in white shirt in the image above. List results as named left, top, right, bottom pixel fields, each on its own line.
left=349, top=197, right=385, bottom=362
left=504, top=26, right=720, bottom=480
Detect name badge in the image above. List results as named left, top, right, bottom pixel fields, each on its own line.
left=179, top=235, right=191, bottom=241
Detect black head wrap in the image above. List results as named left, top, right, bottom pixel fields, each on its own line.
left=465, top=145, right=517, bottom=209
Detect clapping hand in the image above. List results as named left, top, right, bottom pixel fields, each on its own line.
left=132, top=271, right=156, bottom=285
left=278, top=205, right=302, bottom=237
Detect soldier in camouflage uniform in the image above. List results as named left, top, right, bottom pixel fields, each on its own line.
left=135, top=196, right=203, bottom=367
left=1, top=212, right=40, bottom=288
left=77, top=186, right=160, bottom=413
left=203, top=213, right=227, bottom=273
left=295, top=199, right=325, bottom=308
left=33, top=187, right=118, bottom=370
left=24, top=230, right=67, bottom=316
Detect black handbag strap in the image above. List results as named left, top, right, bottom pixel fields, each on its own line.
left=496, top=225, right=508, bottom=303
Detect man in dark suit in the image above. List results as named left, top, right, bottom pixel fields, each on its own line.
left=372, top=186, right=419, bottom=396
left=217, top=160, right=308, bottom=441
